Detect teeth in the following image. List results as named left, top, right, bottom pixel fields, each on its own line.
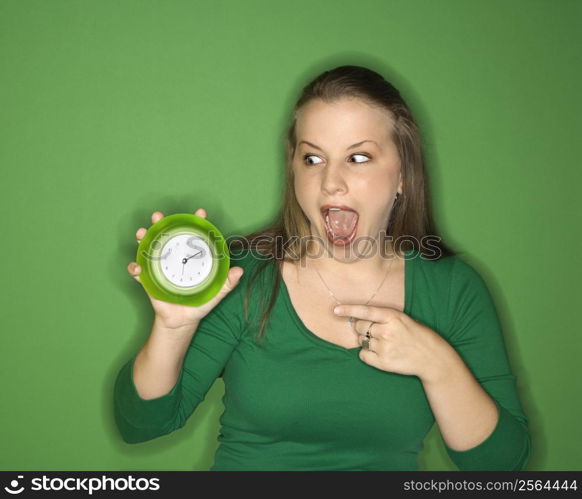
left=329, top=207, right=341, bottom=211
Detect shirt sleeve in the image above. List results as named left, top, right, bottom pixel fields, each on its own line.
left=441, top=257, right=531, bottom=471
left=113, top=264, right=246, bottom=444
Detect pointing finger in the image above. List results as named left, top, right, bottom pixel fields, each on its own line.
left=334, top=304, right=398, bottom=324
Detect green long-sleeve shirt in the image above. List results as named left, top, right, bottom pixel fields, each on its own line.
left=114, top=249, right=531, bottom=471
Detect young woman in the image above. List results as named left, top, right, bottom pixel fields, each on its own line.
left=115, top=65, right=530, bottom=471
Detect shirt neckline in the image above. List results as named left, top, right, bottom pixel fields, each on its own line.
left=278, top=249, right=415, bottom=355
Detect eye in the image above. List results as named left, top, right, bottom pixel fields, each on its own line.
left=302, top=154, right=324, bottom=166
left=350, top=153, right=371, bottom=164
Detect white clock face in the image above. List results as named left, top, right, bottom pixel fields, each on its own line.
left=158, top=233, right=213, bottom=288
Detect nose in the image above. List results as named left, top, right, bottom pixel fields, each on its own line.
left=321, top=162, right=348, bottom=196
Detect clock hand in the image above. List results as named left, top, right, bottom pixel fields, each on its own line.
left=184, top=250, right=202, bottom=262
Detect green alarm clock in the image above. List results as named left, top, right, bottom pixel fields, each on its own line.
left=136, top=213, right=230, bottom=306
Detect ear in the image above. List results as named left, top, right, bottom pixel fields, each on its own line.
left=397, top=169, right=403, bottom=195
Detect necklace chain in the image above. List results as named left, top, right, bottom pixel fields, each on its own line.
left=312, top=256, right=396, bottom=326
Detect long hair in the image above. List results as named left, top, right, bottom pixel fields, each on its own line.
left=229, top=65, right=455, bottom=343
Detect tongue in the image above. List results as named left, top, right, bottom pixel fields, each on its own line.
left=327, top=210, right=358, bottom=238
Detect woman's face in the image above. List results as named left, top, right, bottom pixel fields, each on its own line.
left=291, top=97, right=402, bottom=258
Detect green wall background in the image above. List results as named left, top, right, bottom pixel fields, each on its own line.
left=1, top=0, right=580, bottom=471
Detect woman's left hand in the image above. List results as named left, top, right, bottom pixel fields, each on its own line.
left=334, top=304, right=451, bottom=381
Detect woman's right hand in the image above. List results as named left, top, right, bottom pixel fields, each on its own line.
left=127, top=209, right=244, bottom=330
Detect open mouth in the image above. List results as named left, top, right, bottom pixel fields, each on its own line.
left=321, top=207, right=359, bottom=246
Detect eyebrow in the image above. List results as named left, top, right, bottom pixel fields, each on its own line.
left=297, top=139, right=379, bottom=151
